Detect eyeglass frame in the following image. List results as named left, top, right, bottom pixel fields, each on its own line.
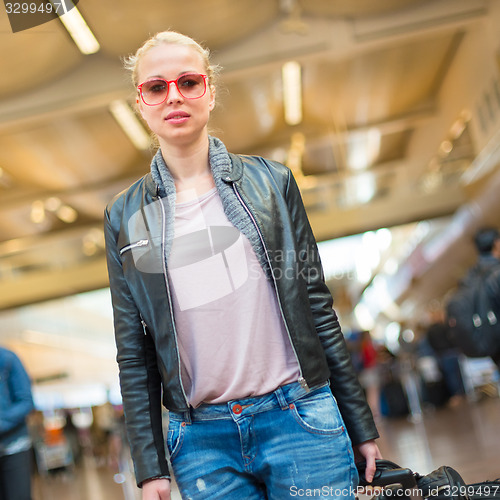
left=137, top=73, right=209, bottom=106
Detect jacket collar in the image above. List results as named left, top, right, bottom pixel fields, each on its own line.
left=226, top=152, right=244, bottom=182
left=145, top=171, right=160, bottom=198
left=208, top=136, right=243, bottom=183
left=147, top=136, right=243, bottom=198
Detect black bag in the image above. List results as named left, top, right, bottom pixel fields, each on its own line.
left=357, top=460, right=469, bottom=500
left=446, top=268, right=500, bottom=358
left=416, top=465, right=469, bottom=500
left=381, top=380, right=409, bottom=417
left=468, top=480, right=500, bottom=500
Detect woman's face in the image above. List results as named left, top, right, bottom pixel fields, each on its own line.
left=136, top=43, right=215, bottom=147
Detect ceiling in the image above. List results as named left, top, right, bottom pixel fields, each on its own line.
left=2, top=0, right=500, bottom=387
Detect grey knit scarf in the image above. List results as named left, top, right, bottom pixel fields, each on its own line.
left=150, top=136, right=269, bottom=275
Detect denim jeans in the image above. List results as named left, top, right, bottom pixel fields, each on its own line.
left=167, top=382, right=359, bottom=499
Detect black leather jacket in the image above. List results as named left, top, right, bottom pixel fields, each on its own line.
left=104, top=153, right=379, bottom=485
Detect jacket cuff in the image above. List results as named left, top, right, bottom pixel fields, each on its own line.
left=139, top=475, right=171, bottom=488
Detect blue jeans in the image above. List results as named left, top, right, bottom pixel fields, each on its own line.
left=167, top=382, right=358, bottom=499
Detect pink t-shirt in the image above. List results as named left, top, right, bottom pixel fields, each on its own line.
left=167, top=187, right=300, bottom=407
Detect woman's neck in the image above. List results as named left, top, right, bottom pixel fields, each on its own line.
left=159, top=134, right=210, bottom=179
left=158, top=134, right=215, bottom=200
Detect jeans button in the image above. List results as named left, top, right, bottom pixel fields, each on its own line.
left=232, top=404, right=243, bottom=414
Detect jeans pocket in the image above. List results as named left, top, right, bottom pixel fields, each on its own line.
left=166, top=419, right=185, bottom=461
left=290, top=387, right=345, bottom=435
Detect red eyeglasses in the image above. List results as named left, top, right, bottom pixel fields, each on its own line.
left=137, top=73, right=208, bottom=106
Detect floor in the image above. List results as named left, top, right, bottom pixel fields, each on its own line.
left=32, top=395, right=500, bottom=500
left=376, top=396, right=500, bottom=483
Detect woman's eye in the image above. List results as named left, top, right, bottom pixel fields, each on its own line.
left=180, top=79, right=198, bottom=87
left=149, top=84, right=167, bottom=93
left=143, top=81, right=167, bottom=94
left=178, top=75, right=203, bottom=88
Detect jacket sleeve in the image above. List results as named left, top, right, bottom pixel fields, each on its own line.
left=104, top=205, right=170, bottom=486
left=284, top=170, right=379, bottom=445
left=0, top=351, right=34, bottom=435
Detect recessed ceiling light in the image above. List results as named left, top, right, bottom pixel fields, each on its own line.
left=282, top=61, right=302, bottom=126
left=52, top=0, right=100, bottom=55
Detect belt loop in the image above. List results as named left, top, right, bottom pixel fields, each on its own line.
left=183, top=409, right=192, bottom=425
left=274, top=386, right=289, bottom=410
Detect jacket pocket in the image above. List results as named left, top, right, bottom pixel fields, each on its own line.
left=119, top=239, right=150, bottom=256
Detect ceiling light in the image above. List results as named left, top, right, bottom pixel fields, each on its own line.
left=110, top=100, right=151, bottom=151
left=45, top=197, right=62, bottom=212
left=449, top=118, right=466, bottom=140
left=347, top=129, right=381, bottom=171
left=82, top=228, right=105, bottom=256
left=344, top=172, right=376, bottom=205
left=282, top=61, right=302, bottom=126
left=56, top=205, right=78, bottom=223
left=31, top=200, right=46, bottom=224
left=439, top=140, right=453, bottom=156
left=0, top=238, right=24, bottom=256
left=52, top=0, right=100, bottom=55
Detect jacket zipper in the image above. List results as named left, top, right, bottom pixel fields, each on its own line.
left=159, top=198, right=190, bottom=407
left=119, top=239, right=149, bottom=256
left=232, top=184, right=309, bottom=392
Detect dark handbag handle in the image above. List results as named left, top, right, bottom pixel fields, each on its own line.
left=357, top=459, right=417, bottom=489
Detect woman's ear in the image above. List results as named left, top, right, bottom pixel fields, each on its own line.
left=136, top=97, right=147, bottom=121
left=208, top=84, right=216, bottom=112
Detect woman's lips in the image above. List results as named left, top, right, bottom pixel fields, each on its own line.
left=165, top=111, right=190, bottom=124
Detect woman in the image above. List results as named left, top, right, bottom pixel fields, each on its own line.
left=104, top=31, right=381, bottom=500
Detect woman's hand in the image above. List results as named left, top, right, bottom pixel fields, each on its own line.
left=142, top=478, right=171, bottom=500
left=353, top=439, right=383, bottom=483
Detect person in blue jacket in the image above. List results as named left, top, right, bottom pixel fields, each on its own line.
left=0, top=346, right=34, bottom=500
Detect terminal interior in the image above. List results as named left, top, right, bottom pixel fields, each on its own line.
left=1, top=1, right=500, bottom=499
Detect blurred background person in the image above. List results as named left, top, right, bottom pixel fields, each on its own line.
left=358, top=331, right=382, bottom=421
left=460, top=227, right=500, bottom=291
left=486, top=267, right=500, bottom=341
left=455, top=227, right=500, bottom=368
left=0, top=346, right=35, bottom=500
left=424, top=306, right=465, bottom=407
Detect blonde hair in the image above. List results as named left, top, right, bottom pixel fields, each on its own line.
left=124, top=31, right=220, bottom=88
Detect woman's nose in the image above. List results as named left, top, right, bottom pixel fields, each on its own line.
left=167, top=81, right=184, bottom=103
